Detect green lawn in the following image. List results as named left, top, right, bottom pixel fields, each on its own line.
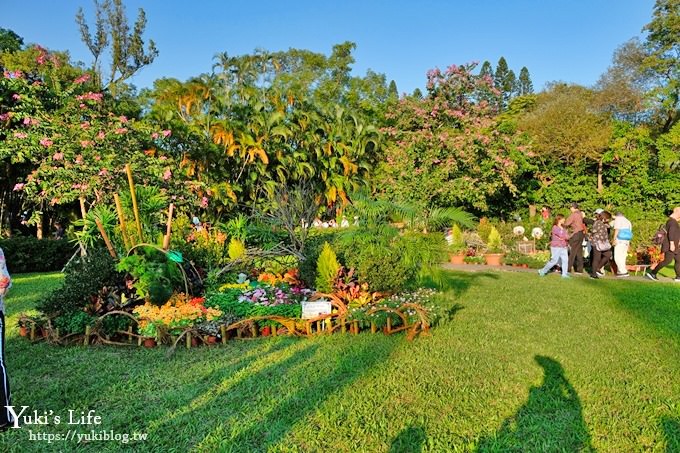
left=1, top=271, right=679, bottom=452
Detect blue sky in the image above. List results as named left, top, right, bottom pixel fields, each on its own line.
left=2, top=0, right=654, bottom=94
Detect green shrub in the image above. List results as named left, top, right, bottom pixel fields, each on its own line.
left=486, top=226, right=503, bottom=253
left=0, top=237, right=76, bottom=273
left=449, top=224, right=466, bottom=253
left=37, top=248, right=122, bottom=317
left=315, top=242, right=340, bottom=293
left=53, top=311, right=96, bottom=334
left=298, top=230, right=340, bottom=286
left=352, top=246, right=411, bottom=293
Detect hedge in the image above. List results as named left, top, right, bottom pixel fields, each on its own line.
left=0, top=236, right=76, bottom=273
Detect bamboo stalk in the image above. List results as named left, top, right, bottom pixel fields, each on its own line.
left=237, top=329, right=242, bottom=339
left=386, top=317, right=392, bottom=334
left=113, top=193, right=130, bottom=249
left=127, top=326, right=133, bottom=343
left=221, top=325, right=227, bottom=344
left=30, top=325, right=36, bottom=341
left=371, top=322, right=377, bottom=334
left=306, top=322, right=312, bottom=336
left=352, top=321, right=359, bottom=335
left=341, top=319, right=346, bottom=334
left=125, top=163, right=143, bottom=242
left=84, top=325, right=91, bottom=346
left=95, top=218, right=117, bottom=258
left=271, top=324, right=277, bottom=337
left=162, top=203, right=175, bottom=251
left=186, top=332, right=191, bottom=349
left=316, top=320, right=321, bottom=333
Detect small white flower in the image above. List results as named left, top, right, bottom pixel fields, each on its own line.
left=531, top=227, right=544, bottom=239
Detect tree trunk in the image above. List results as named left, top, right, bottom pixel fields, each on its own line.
left=597, top=160, right=604, bottom=194
left=36, top=213, right=43, bottom=239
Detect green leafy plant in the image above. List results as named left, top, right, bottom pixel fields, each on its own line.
left=486, top=226, right=503, bottom=253
left=116, top=247, right=182, bottom=305
left=316, top=242, right=340, bottom=293
left=449, top=224, right=466, bottom=254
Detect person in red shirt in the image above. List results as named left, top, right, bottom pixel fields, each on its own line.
left=564, top=203, right=585, bottom=274
left=538, top=215, right=570, bottom=278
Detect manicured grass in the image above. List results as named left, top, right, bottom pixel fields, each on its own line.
left=1, top=271, right=679, bottom=452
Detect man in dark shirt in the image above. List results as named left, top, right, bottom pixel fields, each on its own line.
left=646, top=207, right=680, bottom=282
left=564, top=203, right=585, bottom=274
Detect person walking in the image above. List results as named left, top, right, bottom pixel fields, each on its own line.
left=0, top=247, right=14, bottom=429
left=564, top=203, right=585, bottom=274
left=589, top=211, right=613, bottom=279
left=612, top=212, right=633, bottom=278
left=646, top=207, right=680, bottom=282
left=538, top=215, right=570, bottom=278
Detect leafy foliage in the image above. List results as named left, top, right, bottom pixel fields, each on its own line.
left=315, top=242, right=340, bottom=292
left=0, top=237, right=75, bottom=273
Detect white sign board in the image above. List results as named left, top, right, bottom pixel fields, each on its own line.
left=301, top=300, right=332, bottom=319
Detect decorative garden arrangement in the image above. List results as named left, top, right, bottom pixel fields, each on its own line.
left=16, top=170, right=451, bottom=351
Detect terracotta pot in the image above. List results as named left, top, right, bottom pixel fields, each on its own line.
left=484, top=253, right=504, bottom=266
left=521, top=264, right=529, bottom=268
left=143, top=338, right=156, bottom=348
left=206, top=335, right=218, bottom=344
left=19, top=326, right=28, bottom=337
left=449, top=253, right=465, bottom=265
left=261, top=326, right=271, bottom=337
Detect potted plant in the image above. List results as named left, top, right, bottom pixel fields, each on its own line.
left=448, top=225, right=467, bottom=265
left=260, top=325, right=272, bottom=337
left=484, top=226, right=505, bottom=266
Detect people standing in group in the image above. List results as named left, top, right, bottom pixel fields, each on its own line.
left=612, top=212, right=633, bottom=278
left=0, top=247, right=14, bottom=429
left=589, top=211, right=613, bottom=279
left=646, top=207, right=680, bottom=282
left=538, top=214, right=570, bottom=278
left=564, top=203, right=585, bottom=274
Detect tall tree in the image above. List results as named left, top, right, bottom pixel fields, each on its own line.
left=479, top=61, right=493, bottom=79
left=0, top=28, right=23, bottom=54
left=641, top=0, right=680, bottom=131
left=494, top=57, right=516, bottom=109
left=76, top=0, right=158, bottom=93
left=388, top=80, right=398, bottom=101
left=517, top=67, right=534, bottom=95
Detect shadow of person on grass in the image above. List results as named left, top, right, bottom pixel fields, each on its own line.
left=475, top=355, right=593, bottom=452
left=424, top=271, right=499, bottom=298
left=389, top=425, right=427, bottom=453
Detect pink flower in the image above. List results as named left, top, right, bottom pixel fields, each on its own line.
left=13, top=183, right=25, bottom=191
left=151, top=132, right=159, bottom=139
left=40, top=138, right=53, bottom=147
left=114, top=127, right=128, bottom=134
left=50, top=197, right=59, bottom=206
left=2, top=71, right=9, bottom=79
left=119, top=115, right=128, bottom=123
left=94, top=155, right=101, bottom=161
left=79, top=103, right=86, bottom=109
left=0, top=113, right=8, bottom=121
left=161, top=130, right=172, bottom=138
left=80, top=121, right=90, bottom=129
left=80, top=140, right=93, bottom=148
left=75, top=155, right=84, bottom=164
left=159, top=156, right=168, bottom=161
left=74, top=74, right=91, bottom=84
left=200, top=196, right=209, bottom=208
left=52, top=152, right=64, bottom=161
left=12, top=94, right=20, bottom=101
left=163, top=169, right=172, bottom=181
left=13, top=132, right=28, bottom=139
left=98, top=168, right=108, bottom=176
left=97, top=131, right=105, bottom=140
left=75, top=92, right=103, bottom=102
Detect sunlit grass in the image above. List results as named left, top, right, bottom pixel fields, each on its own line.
left=1, top=271, right=678, bottom=452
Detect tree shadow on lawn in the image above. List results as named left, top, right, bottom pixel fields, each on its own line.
left=661, top=416, right=680, bottom=452
left=389, top=425, right=427, bottom=453
left=602, top=280, right=680, bottom=342
left=475, top=355, right=593, bottom=452
left=147, top=335, right=398, bottom=451
left=424, top=271, right=499, bottom=298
